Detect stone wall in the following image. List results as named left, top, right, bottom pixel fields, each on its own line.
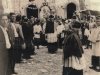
left=0, top=0, right=85, bottom=18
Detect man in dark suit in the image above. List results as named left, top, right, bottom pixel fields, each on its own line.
left=0, top=14, right=11, bottom=75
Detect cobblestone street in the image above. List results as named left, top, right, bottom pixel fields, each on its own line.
left=13, top=46, right=100, bottom=75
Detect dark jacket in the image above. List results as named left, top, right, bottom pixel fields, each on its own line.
left=0, top=27, right=9, bottom=75
left=63, top=30, right=84, bottom=60
left=45, top=20, right=54, bottom=33
left=22, top=22, right=33, bottom=40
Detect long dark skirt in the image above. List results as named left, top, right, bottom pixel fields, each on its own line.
left=92, top=56, right=100, bottom=67
left=63, top=67, right=83, bottom=75
left=13, top=37, right=22, bottom=63
left=40, top=34, right=47, bottom=46
left=23, top=39, right=35, bottom=59
left=47, top=42, right=58, bottom=53
left=8, top=48, right=16, bottom=74
left=58, top=34, right=64, bottom=49
left=34, top=38, right=41, bottom=46
left=58, top=37, right=64, bottom=49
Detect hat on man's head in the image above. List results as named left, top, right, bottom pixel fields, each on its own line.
left=49, top=15, right=54, bottom=18
left=9, top=12, right=15, bottom=16
left=16, top=15, right=22, bottom=22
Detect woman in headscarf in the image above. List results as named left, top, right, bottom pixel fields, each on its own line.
left=63, top=16, right=85, bottom=75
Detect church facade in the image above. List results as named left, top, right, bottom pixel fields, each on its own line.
left=0, top=0, right=86, bottom=19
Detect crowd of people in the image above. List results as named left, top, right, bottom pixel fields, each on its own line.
left=0, top=11, right=100, bottom=75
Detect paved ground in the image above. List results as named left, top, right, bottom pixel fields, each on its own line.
left=13, top=46, right=100, bottom=75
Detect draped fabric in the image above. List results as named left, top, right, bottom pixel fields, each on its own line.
left=88, top=28, right=99, bottom=43
left=63, top=67, right=83, bottom=75
left=45, top=20, right=54, bottom=33
left=46, top=32, right=58, bottom=43
left=90, top=27, right=100, bottom=56
left=63, top=30, right=84, bottom=75
left=64, top=54, right=86, bottom=70
left=22, top=22, right=33, bottom=40
left=63, top=30, right=84, bottom=59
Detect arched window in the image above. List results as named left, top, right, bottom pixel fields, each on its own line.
left=66, top=3, right=76, bottom=19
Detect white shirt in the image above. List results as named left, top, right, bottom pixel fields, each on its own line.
left=88, top=28, right=98, bottom=42
left=11, top=23, right=18, bottom=37
left=0, top=26, right=11, bottom=49
left=56, top=24, right=65, bottom=34
left=84, top=28, right=90, bottom=37
left=33, top=25, right=42, bottom=38
left=33, top=25, right=42, bottom=33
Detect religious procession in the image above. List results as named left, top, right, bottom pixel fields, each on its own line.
left=0, top=0, right=100, bottom=75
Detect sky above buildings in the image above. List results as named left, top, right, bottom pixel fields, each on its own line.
left=89, top=0, right=100, bottom=11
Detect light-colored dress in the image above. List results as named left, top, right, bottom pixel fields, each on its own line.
left=46, top=31, right=58, bottom=43
left=64, top=55, right=86, bottom=70
left=89, top=27, right=100, bottom=56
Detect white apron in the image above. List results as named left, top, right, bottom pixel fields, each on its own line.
left=89, top=27, right=100, bottom=56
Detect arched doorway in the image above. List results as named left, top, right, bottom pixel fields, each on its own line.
left=66, top=3, right=76, bottom=19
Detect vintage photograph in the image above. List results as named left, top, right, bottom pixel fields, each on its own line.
left=0, top=0, right=100, bottom=75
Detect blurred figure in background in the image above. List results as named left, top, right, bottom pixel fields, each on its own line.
left=22, top=16, right=35, bottom=59
left=63, top=16, right=85, bottom=75
left=45, top=15, right=58, bottom=53
left=89, top=19, right=100, bottom=71
left=33, top=19, right=42, bottom=49
left=84, top=22, right=90, bottom=49
left=56, top=21, right=65, bottom=49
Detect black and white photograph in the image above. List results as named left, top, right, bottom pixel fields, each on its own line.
left=0, top=0, right=100, bottom=75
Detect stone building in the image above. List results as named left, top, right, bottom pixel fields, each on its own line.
left=0, top=0, right=86, bottom=19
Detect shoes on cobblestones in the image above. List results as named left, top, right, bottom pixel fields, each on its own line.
left=96, top=69, right=100, bottom=72
left=89, top=66, right=96, bottom=70
left=89, top=66, right=100, bottom=72
left=12, top=71, right=18, bottom=74
left=33, top=52, right=37, bottom=55
left=96, top=67, right=100, bottom=72
left=84, top=47, right=88, bottom=49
